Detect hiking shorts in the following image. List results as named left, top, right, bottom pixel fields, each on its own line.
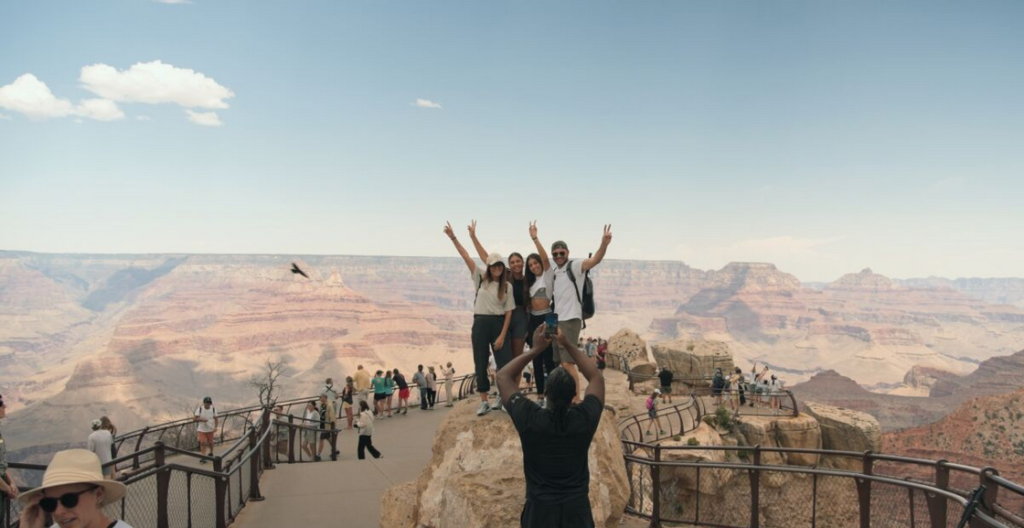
left=399, top=388, right=410, bottom=399
left=551, top=318, right=583, bottom=364
left=197, top=431, right=215, bottom=445
left=521, top=496, right=594, bottom=528
left=374, top=393, right=387, bottom=401
left=661, top=385, right=672, bottom=394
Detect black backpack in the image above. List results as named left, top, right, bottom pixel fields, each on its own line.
left=566, top=257, right=596, bottom=322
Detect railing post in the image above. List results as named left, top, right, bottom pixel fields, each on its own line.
left=978, top=468, right=999, bottom=521
left=287, top=415, right=296, bottom=464
left=750, top=445, right=761, bottom=528
left=263, top=410, right=275, bottom=470
left=857, top=451, right=874, bottom=528
left=215, top=473, right=228, bottom=528
left=155, top=442, right=170, bottom=528
left=132, top=426, right=149, bottom=469
left=248, top=427, right=264, bottom=502
left=651, top=444, right=661, bottom=528
left=927, top=460, right=950, bottom=528
left=330, top=429, right=339, bottom=462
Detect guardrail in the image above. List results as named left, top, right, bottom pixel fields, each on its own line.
left=689, top=386, right=800, bottom=418
left=619, top=396, right=706, bottom=448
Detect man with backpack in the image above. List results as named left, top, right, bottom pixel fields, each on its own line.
left=193, top=396, right=218, bottom=463
left=550, top=225, right=613, bottom=403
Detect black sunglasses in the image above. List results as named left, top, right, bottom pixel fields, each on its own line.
left=39, top=486, right=98, bottom=513
left=553, top=251, right=567, bottom=257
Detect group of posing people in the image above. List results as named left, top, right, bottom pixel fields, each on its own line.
left=444, top=220, right=612, bottom=416
left=711, top=364, right=786, bottom=414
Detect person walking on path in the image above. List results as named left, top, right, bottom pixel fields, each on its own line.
left=17, top=449, right=134, bottom=528
left=496, top=324, right=606, bottom=528
left=354, top=401, right=383, bottom=460
left=393, top=369, right=410, bottom=415
left=371, top=370, right=388, bottom=417
left=523, top=222, right=556, bottom=405
left=1, top=393, right=20, bottom=527
left=193, top=396, right=218, bottom=463
left=441, top=363, right=455, bottom=407
left=645, top=390, right=666, bottom=438
left=321, top=378, right=339, bottom=417
left=353, top=365, right=371, bottom=411
left=86, top=419, right=115, bottom=479
left=302, top=401, right=318, bottom=461
left=384, top=370, right=396, bottom=418
left=413, top=365, right=429, bottom=410
left=444, top=221, right=514, bottom=417
left=426, top=366, right=438, bottom=409
left=316, top=394, right=337, bottom=461
left=550, top=225, right=613, bottom=403
left=469, top=221, right=530, bottom=388
left=341, top=377, right=355, bottom=430
left=658, top=367, right=674, bottom=404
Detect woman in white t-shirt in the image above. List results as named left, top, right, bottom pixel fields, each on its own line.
left=302, top=401, right=318, bottom=461
left=524, top=222, right=555, bottom=403
left=444, top=221, right=514, bottom=417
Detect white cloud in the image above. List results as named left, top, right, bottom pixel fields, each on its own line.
left=0, top=74, right=123, bottom=121
left=412, top=98, right=442, bottom=109
left=136, top=115, right=152, bottom=121
left=185, top=110, right=223, bottom=127
left=80, top=61, right=234, bottom=110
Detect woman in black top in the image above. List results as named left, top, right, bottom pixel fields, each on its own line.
left=393, top=368, right=410, bottom=416
left=341, top=377, right=355, bottom=430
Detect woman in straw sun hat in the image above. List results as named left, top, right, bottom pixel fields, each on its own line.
left=18, top=448, right=133, bottom=528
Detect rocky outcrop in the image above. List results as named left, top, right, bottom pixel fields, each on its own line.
left=803, top=401, right=881, bottom=471
left=734, top=414, right=821, bottom=466
left=658, top=423, right=729, bottom=494
left=651, top=340, right=733, bottom=386
left=380, top=400, right=629, bottom=528
left=608, top=328, right=647, bottom=362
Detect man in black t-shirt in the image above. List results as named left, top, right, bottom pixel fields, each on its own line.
left=658, top=367, right=673, bottom=404
left=497, top=324, right=605, bottom=528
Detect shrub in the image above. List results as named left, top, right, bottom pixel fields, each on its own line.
left=714, top=406, right=733, bottom=432
left=686, top=437, right=701, bottom=446
left=672, top=435, right=682, bottom=442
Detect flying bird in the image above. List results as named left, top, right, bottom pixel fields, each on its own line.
left=290, top=263, right=310, bottom=279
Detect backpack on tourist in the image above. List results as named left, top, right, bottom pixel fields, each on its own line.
left=566, top=256, right=596, bottom=322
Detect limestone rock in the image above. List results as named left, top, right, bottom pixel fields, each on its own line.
left=608, top=328, right=648, bottom=362
left=803, top=401, right=881, bottom=471
left=734, top=414, right=821, bottom=467
left=379, top=481, right=418, bottom=528
left=659, top=423, right=729, bottom=494
left=650, top=340, right=733, bottom=387
left=380, top=399, right=629, bottom=528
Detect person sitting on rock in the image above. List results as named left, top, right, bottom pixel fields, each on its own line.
left=496, top=323, right=605, bottom=528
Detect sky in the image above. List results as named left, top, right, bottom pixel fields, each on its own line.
left=1, top=1, right=1022, bottom=282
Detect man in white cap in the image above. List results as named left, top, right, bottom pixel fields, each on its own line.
left=17, top=449, right=133, bottom=528
left=86, top=419, right=115, bottom=479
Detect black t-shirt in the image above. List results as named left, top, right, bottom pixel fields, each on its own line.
left=395, top=373, right=409, bottom=390
left=512, top=276, right=526, bottom=308
left=319, top=404, right=329, bottom=429
left=658, top=369, right=673, bottom=386
left=507, top=392, right=604, bottom=504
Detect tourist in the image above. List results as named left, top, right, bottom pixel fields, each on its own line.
left=193, top=397, right=218, bottom=464
left=17, top=449, right=133, bottom=528
left=1, top=393, right=20, bottom=525
left=384, top=370, right=395, bottom=418
left=341, top=377, right=355, bottom=429
left=586, top=338, right=597, bottom=358
left=413, top=365, right=429, bottom=410
left=728, top=367, right=744, bottom=414
left=645, top=390, right=666, bottom=438
left=658, top=367, right=673, bottom=404
left=316, top=394, right=337, bottom=461
left=442, top=362, right=455, bottom=407
left=393, top=368, right=410, bottom=415
left=469, top=222, right=531, bottom=388
left=496, top=324, right=605, bottom=528
left=354, top=401, right=383, bottom=460
left=302, top=401, right=318, bottom=461
left=371, top=370, right=387, bottom=417
left=711, top=368, right=725, bottom=407
left=769, top=374, right=784, bottom=415
left=523, top=222, right=556, bottom=405
left=444, top=220, right=516, bottom=417
left=86, top=419, right=115, bottom=479
left=353, top=364, right=371, bottom=411
left=99, top=416, right=118, bottom=472
left=424, top=366, right=435, bottom=409
left=595, top=343, right=606, bottom=371
left=321, top=377, right=339, bottom=416
left=550, top=225, right=613, bottom=403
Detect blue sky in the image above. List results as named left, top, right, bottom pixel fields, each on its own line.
left=1, top=1, right=1022, bottom=281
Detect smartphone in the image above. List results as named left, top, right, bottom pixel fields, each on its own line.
left=545, top=313, right=559, bottom=337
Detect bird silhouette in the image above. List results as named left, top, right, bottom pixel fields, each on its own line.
left=290, top=263, right=310, bottom=279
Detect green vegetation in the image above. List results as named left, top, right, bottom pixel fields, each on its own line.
left=714, top=406, right=734, bottom=432
left=687, top=437, right=701, bottom=446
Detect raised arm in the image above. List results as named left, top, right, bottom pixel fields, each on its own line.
left=529, top=221, right=550, bottom=270
left=582, top=224, right=612, bottom=272
left=498, top=324, right=552, bottom=404
left=467, top=220, right=490, bottom=263
left=557, top=331, right=605, bottom=404
left=444, top=221, right=477, bottom=273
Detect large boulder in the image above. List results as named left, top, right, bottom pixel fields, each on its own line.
left=380, top=399, right=629, bottom=528
left=608, top=328, right=648, bottom=362
left=734, top=414, right=821, bottom=467
left=803, top=401, right=881, bottom=471
left=658, top=423, right=729, bottom=495
left=650, top=339, right=733, bottom=387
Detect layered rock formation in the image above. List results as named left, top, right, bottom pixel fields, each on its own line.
left=651, top=339, right=733, bottom=385
left=379, top=400, right=629, bottom=528
left=803, top=401, right=881, bottom=470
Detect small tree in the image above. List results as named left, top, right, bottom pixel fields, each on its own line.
left=249, top=358, right=287, bottom=408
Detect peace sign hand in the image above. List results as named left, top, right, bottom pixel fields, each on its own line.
left=529, top=220, right=538, bottom=240
left=443, top=222, right=456, bottom=240
left=601, top=224, right=613, bottom=247
left=467, top=220, right=478, bottom=237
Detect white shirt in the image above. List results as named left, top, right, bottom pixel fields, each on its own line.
left=488, top=355, right=497, bottom=371
left=87, top=429, right=114, bottom=468
left=443, top=367, right=454, bottom=381
left=355, top=410, right=375, bottom=436
left=528, top=269, right=554, bottom=315
left=552, top=260, right=586, bottom=321
left=195, top=405, right=218, bottom=433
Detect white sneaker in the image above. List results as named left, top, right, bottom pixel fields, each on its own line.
left=476, top=401, right=492, bottom=416
left=493, top=401, right=504, bottom=412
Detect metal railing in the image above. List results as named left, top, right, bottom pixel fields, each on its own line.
left=689, top=386, right=800, bottom=418
left=619, top=396, right=706, bottom=449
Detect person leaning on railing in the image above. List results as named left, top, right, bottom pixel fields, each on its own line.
left=496, top=324, right=605, bottom=528
left=18, top=449, right=134, bottom=528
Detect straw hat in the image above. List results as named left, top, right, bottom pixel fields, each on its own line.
left=18, top=449, right=126, bottom=506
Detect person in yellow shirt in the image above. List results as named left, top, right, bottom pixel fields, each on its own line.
left=353, top=364, right=371, bottom=411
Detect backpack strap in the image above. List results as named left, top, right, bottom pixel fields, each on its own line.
left=565, top=260, right=588, bottom=329
left=473, top=271, right=484, bottom=304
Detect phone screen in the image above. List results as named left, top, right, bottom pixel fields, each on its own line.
left=545, top=313, right=558, bottom=336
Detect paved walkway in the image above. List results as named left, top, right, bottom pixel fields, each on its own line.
left=233, top=404, right=455, bottom=528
